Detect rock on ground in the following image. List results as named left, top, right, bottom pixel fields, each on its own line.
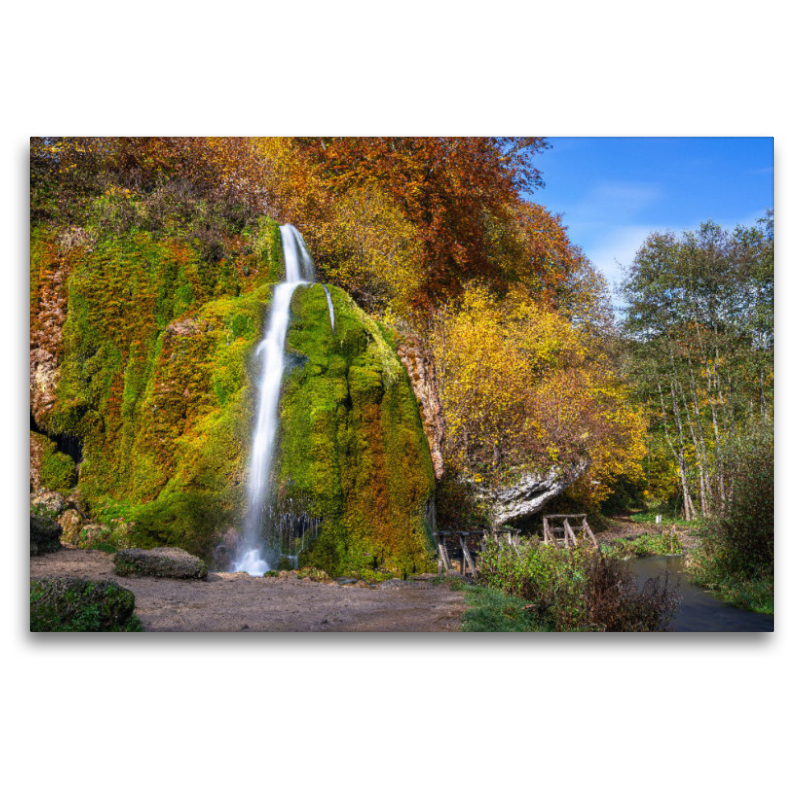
left=57, top=508, right=84, bottom=545
left=114, top=547, right=208, bottom=580
left=30, top=576, right=140, bottom=632
left=30, top=514, right=62, bottom=556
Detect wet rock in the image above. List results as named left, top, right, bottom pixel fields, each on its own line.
left=30, top=577, right=140, bottom=632
left=30, top=489, right=67, bottom=518
left=57, top=508, right=84, bottom=545
left=296, top=566, right=334, bottom=583
left=113, top=547, right=208, bottom=580
left=30, top=514, right=62, bottom=556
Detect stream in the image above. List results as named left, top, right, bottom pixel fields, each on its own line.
left=625, top=555, right=773, bottom=632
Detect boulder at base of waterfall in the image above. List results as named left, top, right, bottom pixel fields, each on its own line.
left=30, top=514, right=63, bottom=556
left=478, top=461, right=589, bottom=528
left=57, top=508, right=84, bottom=545
left=30, top=489, right=68, bottom=519
left=113, top=547, right=208, bottom=580
left=30, top=577, right=141, bottom=632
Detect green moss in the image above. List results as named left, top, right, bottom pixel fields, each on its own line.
left=30, top=577, right=142, bottom=632
left=32, top=432, right=78, bottom=491
left=30, top=210, right=282, bottom=561
left=274, top=284, right=436, bottom=578
left=31, top=209, right=436, bottom=574
left=30, top=514, right=63, bottom=555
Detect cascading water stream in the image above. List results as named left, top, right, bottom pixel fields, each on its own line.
left=232, top=224, right=330, bottom=575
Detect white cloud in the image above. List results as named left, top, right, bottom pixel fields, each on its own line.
left=585, top=224, right=659, bottom=291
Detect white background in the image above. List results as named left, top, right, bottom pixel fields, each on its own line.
left=3, top=3, right=797, bottom=799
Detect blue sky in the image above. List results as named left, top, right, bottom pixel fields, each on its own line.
left=530, top=137, right=774, bottom=296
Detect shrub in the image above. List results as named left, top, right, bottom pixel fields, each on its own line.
left=688, top=424, right=774, bottom=614
left=707, top=425, right=773, bottom=576
left=479, top=538, right=589, bottom=631
left=477, top=538, right=680, bottom=631
left=584, top=554, right=679, bottom=632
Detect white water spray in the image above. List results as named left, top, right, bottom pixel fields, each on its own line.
left=233, top=224, right=325, bottom=574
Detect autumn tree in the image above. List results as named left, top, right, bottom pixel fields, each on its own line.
left=433, top=285, right=646, bottom=521
left=621, top=215, right=774, bottom=518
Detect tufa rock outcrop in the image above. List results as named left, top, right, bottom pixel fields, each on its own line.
left=273, top=284, right=437, bottom=579
left=30, top=212, right=437, bottom=577
left=395, top=335, right=446, bottom=481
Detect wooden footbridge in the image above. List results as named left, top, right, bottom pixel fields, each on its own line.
left=434, top=514, right=597, bottom=576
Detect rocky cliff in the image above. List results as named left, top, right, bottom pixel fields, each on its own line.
left=30, top=214, right=436, bottom=576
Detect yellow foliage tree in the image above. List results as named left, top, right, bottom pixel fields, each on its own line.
left=433, top=285, right=646, bottom=509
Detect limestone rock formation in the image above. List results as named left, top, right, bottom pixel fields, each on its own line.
left=30, top=212, right=437, bottom=577
left=57, top=508, right=84, bottom=545
left=274, top=284, right=437, bottom=578
left=30, top=489, right=67, bottom=518
left=478, top=460, right=589, bottom=528
left=113, top=547, right=209, bottom=580
left=395, top=335, right=446, bottom=481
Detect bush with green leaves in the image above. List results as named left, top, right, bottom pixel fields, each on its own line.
left=479, top=537, right=589, bottom=630
left=688, top=424, right=773, bottom=613
left=476, top=538, right=679, bottom=631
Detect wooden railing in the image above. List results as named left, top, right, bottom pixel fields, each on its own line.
left=435, top=516, right=598, bottom=575
left=542, top=514, right=597, bottom=547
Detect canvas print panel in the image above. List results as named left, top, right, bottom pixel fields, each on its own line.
left=29, top=137, right=774, bottom=632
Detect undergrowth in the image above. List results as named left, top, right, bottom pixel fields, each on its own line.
left=468, top=538, right=679, bottom=631
left=685, top=424, right=773, bottom=616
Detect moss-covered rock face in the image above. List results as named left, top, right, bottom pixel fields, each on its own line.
left=30, top=215, right=284, bottom=559
left=31, top=210, right=436, bottom=576
left=274, top=284, right=436, bottom=579
left=30, top=432, right=77, bottom=492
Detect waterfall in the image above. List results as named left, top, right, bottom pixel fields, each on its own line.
left=322, top=285, right=336, bottom=331
left=232, top=224, right=325, bottom=575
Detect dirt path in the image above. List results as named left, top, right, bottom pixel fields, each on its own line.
left=30, top=548, right=467, bottom=632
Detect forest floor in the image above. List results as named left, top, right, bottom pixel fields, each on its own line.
left=30, top=547, right=466, bottom=632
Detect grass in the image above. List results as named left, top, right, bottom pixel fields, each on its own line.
left=459, top=584, right=542, bottom=632
left=686, top=548, right=774, bottom=615
left=464, top=538, right=680, bottom=631
left=605, top=530, right=682, bottom=558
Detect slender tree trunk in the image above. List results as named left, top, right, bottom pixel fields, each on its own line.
left=659, top=381, right=695, bottom=521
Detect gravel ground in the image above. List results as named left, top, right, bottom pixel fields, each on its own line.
left=29, top=547, right=466, bottom=632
